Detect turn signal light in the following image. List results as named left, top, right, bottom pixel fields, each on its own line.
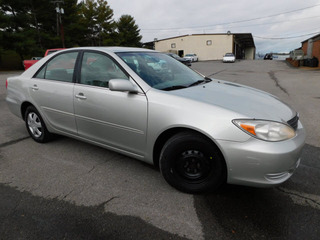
left=240, top=124, right=256, bottom=135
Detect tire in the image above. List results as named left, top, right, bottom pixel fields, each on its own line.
left=160, top=132, right=226, bottom=193
left=25, top=106, right=53, bottom=143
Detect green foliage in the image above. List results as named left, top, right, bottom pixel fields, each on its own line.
left=62, top=0, right=86, bottom=47
left=0, top=0, right=62, bottom=58
left=115, top=15, right=142, bottom=47
left=0, top=50, right=23, bottom=70
left=0, top=0, right=33, bottom=59
left=79, top=0, right=116, bottom=46
left=0, top=0, right=143, bottom=69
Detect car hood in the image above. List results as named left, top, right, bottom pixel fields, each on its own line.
left=169, top=80, right=296, bottom=122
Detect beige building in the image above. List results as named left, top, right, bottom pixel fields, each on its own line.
left=154, top=33, right=255, bottom=61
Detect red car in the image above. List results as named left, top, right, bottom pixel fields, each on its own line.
left=23, top=48, right=65, bottom=70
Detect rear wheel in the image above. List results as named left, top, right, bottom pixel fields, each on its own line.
left=25, top=106, right=53, bottom=143
left=160, top=132, right=226, bottom=193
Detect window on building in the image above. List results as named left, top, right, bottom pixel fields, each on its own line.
left=171, top=43, right=176, bottom=48
left=206, top=40, right=212, bottom=46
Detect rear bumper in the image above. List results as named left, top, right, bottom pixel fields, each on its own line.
left=217, top=121, right=306, bottom=187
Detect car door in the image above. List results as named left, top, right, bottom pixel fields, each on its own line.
left=74, top=51, right=148, bottom=156
left=30, top=51, right=79, bottom=134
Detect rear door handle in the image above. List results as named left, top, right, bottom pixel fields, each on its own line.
left=31, top=84, right=39, bottom=90
left=75, top=93, right=87, bottom=100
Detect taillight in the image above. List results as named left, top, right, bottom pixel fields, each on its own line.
left=6, top=79, right=8, bottom=89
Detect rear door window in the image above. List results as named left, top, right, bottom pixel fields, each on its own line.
left=35, top=52, right=78, bottom=83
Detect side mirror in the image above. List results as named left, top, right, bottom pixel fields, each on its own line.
left=109, top=79, right=139, bottom=93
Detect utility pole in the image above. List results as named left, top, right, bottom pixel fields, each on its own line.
left=51, top=0, right=65, bottom=48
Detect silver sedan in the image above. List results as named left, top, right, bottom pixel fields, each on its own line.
left=6, top=47, right=306, bottom=193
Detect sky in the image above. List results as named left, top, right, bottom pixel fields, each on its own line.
left=106, top=0, right=320, bottom=54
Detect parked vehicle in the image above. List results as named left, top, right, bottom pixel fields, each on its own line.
left=23, top=48, right=65, bottom=70
left=264, top=53, right=273, bottom=60
left=165, top=52, right=191, bottom=66
left=31, top=57, right=42, bottom=60
left=223, top=53, right=236, bottom=63
left=6, top=47, right=305, bottom=193
left=184, top=53, right=198, bottom=62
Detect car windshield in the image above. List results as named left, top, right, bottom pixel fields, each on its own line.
left=117, top=52, right=206, bottom=90
left=225, top=53, right=234, bottom=56
left=185, top=54, right=192, bottom=56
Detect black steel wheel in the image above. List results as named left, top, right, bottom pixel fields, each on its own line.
left=160, top=131, right=226, bottom=193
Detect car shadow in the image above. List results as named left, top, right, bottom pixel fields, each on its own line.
left=0, top=183, right=188, bottom=239
left=194, top=183, right=320, bottom=240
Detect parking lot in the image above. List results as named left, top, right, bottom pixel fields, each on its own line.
left=1, top=60, right=319, bottom=239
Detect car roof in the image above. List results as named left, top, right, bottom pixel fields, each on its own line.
left=64, top=46, right=157, bottom=54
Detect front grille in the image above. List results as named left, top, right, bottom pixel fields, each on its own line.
left=287, top=114, right=299, bottom=130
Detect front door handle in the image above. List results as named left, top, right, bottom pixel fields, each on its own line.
left=31, top=84, right=39, bottom=90
left=75, top=93, right=87, bottom=100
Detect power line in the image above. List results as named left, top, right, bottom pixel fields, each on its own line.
left=141, top=3, right=320, bottom=31
left=213, top=15, right=320, bottom=30
left=142, top=15, right=320, bottom=33
left=254, top=31, right=320, bottom=40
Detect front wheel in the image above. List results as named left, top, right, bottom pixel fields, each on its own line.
left=25, top=106, right=53, bottom=143
left=160, top=132, right=226, bottom=193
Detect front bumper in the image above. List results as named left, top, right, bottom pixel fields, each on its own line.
left=216, top=121, right=306, bottom=187
left=223, top=58, right=235, bottom=63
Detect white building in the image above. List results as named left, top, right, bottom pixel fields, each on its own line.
left=153, top=33, right=256, bottom=61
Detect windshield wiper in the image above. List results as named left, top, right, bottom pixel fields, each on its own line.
left=161, top=85, right=187, bottom=91
left=188, top=78, right=212, bottom=87
left=161, top=78, right=212, bottom=91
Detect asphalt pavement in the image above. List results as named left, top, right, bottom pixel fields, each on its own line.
left=0, top=60, right=319, bottom=240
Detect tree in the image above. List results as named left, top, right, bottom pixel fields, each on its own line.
left=0, top=0, right=38, bottom=59
left=79, top=0, right=115, bottom=46
left=115, top=15, right=142, bottom=47
left=0, top=0, right=90, bottom=57
left=59, top=0, right=87, bottom=47
left=28, top=0, right=59, bottom=50
left=33, top=0, right=84, bottom=49
left=0, top=0, right=144, bottom=69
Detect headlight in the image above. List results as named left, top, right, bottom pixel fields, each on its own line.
left=232, top=119, right=296, bottom=142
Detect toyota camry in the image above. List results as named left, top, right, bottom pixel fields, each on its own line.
left=6, top=47, right=306, bottom=193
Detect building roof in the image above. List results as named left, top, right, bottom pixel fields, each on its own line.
left=301, top=33, right=320, bottom=43
left=234, top=33, right=255, bottom=48
left=153, top=33, right=232, bottom=42
left=149, top=33, right=255, bottom=48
